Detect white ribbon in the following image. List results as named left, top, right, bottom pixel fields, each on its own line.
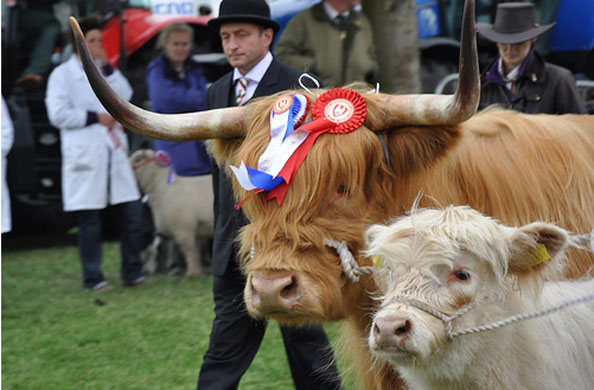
left=230, top=161, right=257, bottom=190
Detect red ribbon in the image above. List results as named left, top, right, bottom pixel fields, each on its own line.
left=266, top=118, right=335, bottom=205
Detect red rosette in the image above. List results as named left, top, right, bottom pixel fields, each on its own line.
left=155, top=150, right=172, bottom=167
left=271, top=94, right=311, bottom=128
left=272, top=94, right=293, bottom=115
left=312, top=88, right=366, bottom=134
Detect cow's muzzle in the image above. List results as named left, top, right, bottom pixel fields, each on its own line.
left=372, top=313, right=414, bottom=351
left=246, top=270, right=301, bottom=315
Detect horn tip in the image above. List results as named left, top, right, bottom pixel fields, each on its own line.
left=69, top=16, right=80, bottom=31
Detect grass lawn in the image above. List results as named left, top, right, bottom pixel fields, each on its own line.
left=1, top=234, right=350, bottom=390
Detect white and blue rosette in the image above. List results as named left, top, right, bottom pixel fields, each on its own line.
left=231, top=93, right=310, bottom=191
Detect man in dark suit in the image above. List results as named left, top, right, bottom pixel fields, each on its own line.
left=197, top=1, right=342, bottom=389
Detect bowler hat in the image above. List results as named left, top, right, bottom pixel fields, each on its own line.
left=477, top=2, right=555, bottom=44
left=208, top=0, right=280, bottom=33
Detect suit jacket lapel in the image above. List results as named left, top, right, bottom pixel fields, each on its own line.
left=252, top=59, right=282, bottom=100
left=212, top=72, right=234, bottom=108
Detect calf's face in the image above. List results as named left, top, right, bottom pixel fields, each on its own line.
left=365, top=206, right=569, bottom=367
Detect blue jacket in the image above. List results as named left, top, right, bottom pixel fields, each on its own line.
left=146, top=55, right=211, bottom=175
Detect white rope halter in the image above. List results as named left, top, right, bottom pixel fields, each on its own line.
left=393, top=290, right=594, bottom=341
left=388, top=232, right=594, bottom=341
left=249, top=238, right=373, bottom=283
left=450, top=291, right=594, bottom=339
left=323, top=238, right=374, bottom=282
left=392, top=295, right=481, bottom=341
left=568, top=228, right=594, bottom=253
left=248, top=229, right=594, bottom=286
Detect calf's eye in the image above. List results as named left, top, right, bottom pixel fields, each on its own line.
left=454, top=269, right=470, bottom=281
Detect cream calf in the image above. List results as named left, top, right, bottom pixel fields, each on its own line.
left=365, top=205, right=594, bottom=390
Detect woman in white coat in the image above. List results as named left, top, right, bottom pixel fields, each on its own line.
left=45, top=16, right=144, bottom=291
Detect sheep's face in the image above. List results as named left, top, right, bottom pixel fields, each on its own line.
left=130, top=149, right=156, bottom=168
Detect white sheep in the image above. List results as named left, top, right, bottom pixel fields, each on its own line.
left=365, top=205, right=594, bottom=390
left=131, top=149, right=213, bottom=277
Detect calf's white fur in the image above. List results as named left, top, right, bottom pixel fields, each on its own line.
left=365, top=205, right=594, bottom=390
left=131, top=149, right=213, bottom=277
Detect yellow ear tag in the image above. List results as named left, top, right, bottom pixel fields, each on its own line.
left=373, top=255, right=383, bottom=268
left=531, top=243, right=550, bottom=266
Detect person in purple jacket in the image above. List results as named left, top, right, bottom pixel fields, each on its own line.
left=146, top=23, right=212, bottom=275
left=146, top=22, right=211, bottom=176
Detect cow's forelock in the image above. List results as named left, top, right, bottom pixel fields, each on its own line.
left=236, top=102, right=394, bottom=219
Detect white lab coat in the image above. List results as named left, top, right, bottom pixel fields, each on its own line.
left=45, top=55, right=140, bottom=212
left=2, top=97, right=14, bottom=233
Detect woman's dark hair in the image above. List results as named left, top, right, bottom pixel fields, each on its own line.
left=70, top=15, right=103, bottom=53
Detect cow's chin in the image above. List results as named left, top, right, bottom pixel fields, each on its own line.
left=243, top=269, right=346, bottom=325
left=370, top=347, right=418, bottom=367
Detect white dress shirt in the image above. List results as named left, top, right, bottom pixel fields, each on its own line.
left=232, top=51, right=273, bottom=103
left=323, top=1, right=350, bottom=20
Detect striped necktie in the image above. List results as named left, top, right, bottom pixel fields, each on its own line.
left=235, top=77, right=248, bottom=106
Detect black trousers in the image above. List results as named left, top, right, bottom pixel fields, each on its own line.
left=197, top=262, right=342, bottom=389
left=75, top=200, right=144, bottom=288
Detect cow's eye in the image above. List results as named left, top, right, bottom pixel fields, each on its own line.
left=337, top=184, right=347, bottom=194
left=454, top=269, right=470, bottom=281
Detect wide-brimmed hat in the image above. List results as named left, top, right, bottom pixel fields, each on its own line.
left=476, top=2, right=555, bottom=44
left=208, top=0, right=280, bottom=33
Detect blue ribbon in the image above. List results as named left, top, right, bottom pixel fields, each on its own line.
left=245, top=95, right=303, bottom=190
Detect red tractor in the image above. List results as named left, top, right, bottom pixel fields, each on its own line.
left=2, top=1, right=228, bottom=233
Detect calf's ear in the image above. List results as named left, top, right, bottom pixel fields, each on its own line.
left=508, top=222, right=569, bottom=275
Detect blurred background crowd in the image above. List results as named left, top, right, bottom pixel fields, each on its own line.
left=1, top=0, right=593, bottom=255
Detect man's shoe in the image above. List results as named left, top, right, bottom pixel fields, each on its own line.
left=123, top=276, right=146, bottom=287
left=86, top=281, right=114, bottom=293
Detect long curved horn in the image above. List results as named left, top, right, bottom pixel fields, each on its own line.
left=374, top=0, right=479, bottom=128
left=69, top=17, right=247, bottom=140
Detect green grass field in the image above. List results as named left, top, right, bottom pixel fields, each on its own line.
left=1, top=234, right=350, bottom=390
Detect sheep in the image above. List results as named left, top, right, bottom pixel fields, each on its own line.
left=365, top=205, right=594, bottom=390
left=130, top=149, right=213, bottom=277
